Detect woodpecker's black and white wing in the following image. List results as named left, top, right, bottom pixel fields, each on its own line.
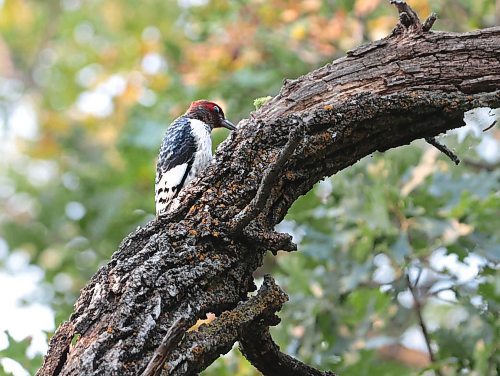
left=155, top=117, right=197, bottom=215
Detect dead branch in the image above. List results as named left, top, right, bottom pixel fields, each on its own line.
left=240, top=325, right=336, bottom=376
left=425, top=137, right=461, bottom=165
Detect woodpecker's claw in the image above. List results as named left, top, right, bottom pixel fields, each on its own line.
left=222, top=119, right=236, bottom=131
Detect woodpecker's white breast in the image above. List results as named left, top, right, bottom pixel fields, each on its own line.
left=155, top=117, right=213, bottom=216
left=186, top=119, right=213, bottom=181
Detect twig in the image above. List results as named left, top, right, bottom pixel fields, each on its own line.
left=240, top=324, right=336, bottom=376
left=141, top=317, right=188, bottom=376
left=422, top=13, right=438, bottom=32
left=429, top=286, right=453, bottom=296
left=483, top=119, right=496, bottom=132
left=229, top=127, right=303, bottom=233
left=425, top=137, right=460, bottom=165
left=414, top=266, right=423, bottom=288
left=390, top=1, right=437, bottom=35
left=406, top=274, right=443, bottom=376
left=390, top=0, right=421, bottom=28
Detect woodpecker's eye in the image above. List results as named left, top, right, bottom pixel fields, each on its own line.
left=213, top=106, right=221, bottom=114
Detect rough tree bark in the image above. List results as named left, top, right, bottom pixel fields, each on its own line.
left=38, top=3, right=500, bottom=376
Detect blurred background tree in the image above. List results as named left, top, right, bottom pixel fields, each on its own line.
left=0, top=0, right=498, bottom=375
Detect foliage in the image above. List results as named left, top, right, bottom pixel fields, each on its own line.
left=0, top=0, right=498, bottom=375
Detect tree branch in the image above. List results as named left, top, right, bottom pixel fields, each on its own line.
left=391, top=0, right=422, bottom=29
left=166, top=275, right=288, bottom=375
left=406, top=274, right=443, bottom=376
left=425, top=137, right=461, bottom=165
left=482, top=119, right=497, bottom=132
left=229, top=124, right=303, bottom=233
left=240, top=325, right=336, bottom=376
left=422, top=13, right=438, bottom=32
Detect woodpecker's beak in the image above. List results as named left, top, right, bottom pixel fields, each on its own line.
left=222, top=119, right=236, bottom=131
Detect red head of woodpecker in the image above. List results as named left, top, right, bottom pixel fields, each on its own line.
left=185, top=100, right=236, bottom=131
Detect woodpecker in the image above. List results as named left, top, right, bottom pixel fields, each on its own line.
left=155, top=100, right=236, bottom=216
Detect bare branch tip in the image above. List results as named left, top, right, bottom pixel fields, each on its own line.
left=425, top=137, right=460, bottom=165
left=483, top=119, right=497, bottom=132
left=422, top=12, right=438, bottom=32
left=390, top=0, right=424, bottom=32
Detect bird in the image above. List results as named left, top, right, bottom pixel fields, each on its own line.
left=155, top=100, right=236, bottom=216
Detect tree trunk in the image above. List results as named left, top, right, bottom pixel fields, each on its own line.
left=37, top=3, right=500, bottom=376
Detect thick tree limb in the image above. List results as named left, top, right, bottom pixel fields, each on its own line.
left=38, top=2, right=500, bottom=375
